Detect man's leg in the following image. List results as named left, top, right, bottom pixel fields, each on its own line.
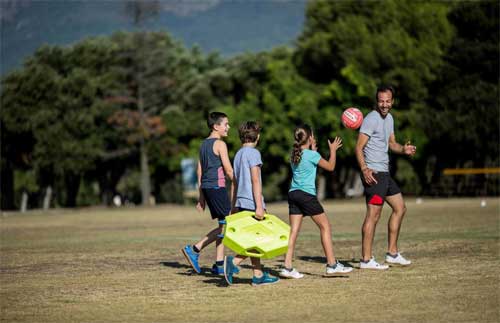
left=385, top=193, right=407, bottom=255
left=361, top=204, right=383, bottom=261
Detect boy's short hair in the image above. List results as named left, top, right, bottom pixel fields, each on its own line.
left=207, top=112, right=228, bottom=130
left=239, top=121, right=261, bottom=143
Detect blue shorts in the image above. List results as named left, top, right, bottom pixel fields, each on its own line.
left=202, top=187, right=231, bottom=220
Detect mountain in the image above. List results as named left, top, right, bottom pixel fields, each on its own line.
left=0, top=0, right=306, bottom=76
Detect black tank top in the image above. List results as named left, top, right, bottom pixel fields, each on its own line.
left=199, top=138, right=226, bottom=188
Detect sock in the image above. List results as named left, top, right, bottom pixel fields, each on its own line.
left=284, top=267, right=293, bottom=272
left=216, top=260, right=224, bottom=267
left=192, top=245, right=200, bottom=253
left=327, top=262, right=338, bottom=269
left=387, top=252, right=398, bottom=258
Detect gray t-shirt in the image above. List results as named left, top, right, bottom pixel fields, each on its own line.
left=359, top=110, right=394, bottom=172
left=233, top=146, right=266, bottom=210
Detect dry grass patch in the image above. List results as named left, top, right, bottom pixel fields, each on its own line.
left=1, top=198, right=499, bottom=322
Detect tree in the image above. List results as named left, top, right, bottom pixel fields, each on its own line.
left=423, top=1, right=499, bottom=194
left=293, top=0, right=454, bottom=194
left=1, top=44, right=110, bottom=207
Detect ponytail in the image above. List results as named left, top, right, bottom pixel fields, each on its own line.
left=290, top=124, right=312, bottom=165
left=291, top=142, right=303, bottom=165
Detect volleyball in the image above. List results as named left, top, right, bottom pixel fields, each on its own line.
left=341, top=107, right=363, bottom=130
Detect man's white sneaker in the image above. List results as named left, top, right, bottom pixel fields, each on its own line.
left=385, top=252, right=411, bottom=266
left=325, top=262, right=353, bottom=276
left=360, top=257, right=389, bottom=270
left=280, top=268, right=304, bottom=279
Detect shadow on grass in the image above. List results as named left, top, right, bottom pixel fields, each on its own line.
left=202, top=276, right=254, bottom=287
left=159, top=261, right=192, bottom=269
left=161, top=261, right=230, bottom=286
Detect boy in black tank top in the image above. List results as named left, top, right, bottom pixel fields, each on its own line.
left=181, top=112, right=236, bottom=275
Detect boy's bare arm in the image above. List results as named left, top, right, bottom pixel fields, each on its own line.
left=215, top=140, right=234, bottom=182
left=196, top=160, right=205, bottom=212
left=250, top=165, right=264, bottom=219
left=230, top=177, right=238, bottom=213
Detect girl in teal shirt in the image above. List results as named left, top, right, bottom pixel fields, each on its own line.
left=280, top=124, right=353, bottom=278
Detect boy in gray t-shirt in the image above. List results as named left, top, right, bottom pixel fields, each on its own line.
left=223, top=121, right=279, bottom=286
left=233, top=146, right=266, bottom=212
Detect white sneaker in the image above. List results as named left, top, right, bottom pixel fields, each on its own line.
left=280, top=268, right=304, bottom=279
left=360, top=257, right=389, bottom=270
left=385, top=252, right=411, bottom=266
left=325, top=262, right=353, bottom=276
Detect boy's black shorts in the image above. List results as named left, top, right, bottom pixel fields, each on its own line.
left=288, top=190, right=324, bottom=216
left=361, top=172, right=401, bottom=205
left=202, top=187, right=231, bottom=220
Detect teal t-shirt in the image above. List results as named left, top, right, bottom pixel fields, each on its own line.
left=289, top=149, right=321, bottom=196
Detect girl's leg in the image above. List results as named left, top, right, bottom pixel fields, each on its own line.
left=311, top=213, right=336, bottom=265
left=284, top=214, right=304, bottom=269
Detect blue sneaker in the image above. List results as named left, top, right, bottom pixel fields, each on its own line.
left=251, top=272, right=280, bottom=287
left=213, top=262, right=239, bottom=275
left=181, top=245, right=200, bottom=273
left=223, top=256, right=237, bottom=285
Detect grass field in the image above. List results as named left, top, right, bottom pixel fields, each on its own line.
left=1, top=197, right=499, bottom=323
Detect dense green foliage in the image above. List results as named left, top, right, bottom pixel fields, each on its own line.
left=1, top=1, right=498, bottom=209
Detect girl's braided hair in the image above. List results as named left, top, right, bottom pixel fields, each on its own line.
left=291, top=124, right=312, bottom=165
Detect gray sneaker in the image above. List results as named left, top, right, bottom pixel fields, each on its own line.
left=325, top=262, right=353, bottom=276
left=279, top=268, right=304, bottom=279
left=385, top=252, right=411, bottom=266
left=360, top=257, right=389, bottom=270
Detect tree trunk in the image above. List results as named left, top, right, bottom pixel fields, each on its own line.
left=43, top=186, right=52, bottom=210
left=140, top=140, right=151, bottom=206
left=20, top=191, right=28, bottom=213
left=138, top=87, right=151, bottom=206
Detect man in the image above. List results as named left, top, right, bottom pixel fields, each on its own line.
left=355, top=85, right=416, bottom=270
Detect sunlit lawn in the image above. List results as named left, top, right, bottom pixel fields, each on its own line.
left=1, top=197, right=498, bottom=322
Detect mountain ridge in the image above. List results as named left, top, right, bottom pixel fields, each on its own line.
left=1, top=0, right=306, bottom=76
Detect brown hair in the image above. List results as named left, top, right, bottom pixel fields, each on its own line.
left=207, top=111, right=228, bottom=130
left=291, top=124, right=312, bottom=165
left=238, top=121, right=261, bottom=143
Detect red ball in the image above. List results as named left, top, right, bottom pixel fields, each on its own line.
left=342, top=107, right=363, bottom=130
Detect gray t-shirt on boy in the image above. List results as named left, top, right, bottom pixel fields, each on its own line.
left=233, top=146, right=266, bottom=210
left=359, top=110, right=394, bottom=172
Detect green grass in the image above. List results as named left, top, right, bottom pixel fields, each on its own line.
left=1, top=198, right=499, bottom=323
